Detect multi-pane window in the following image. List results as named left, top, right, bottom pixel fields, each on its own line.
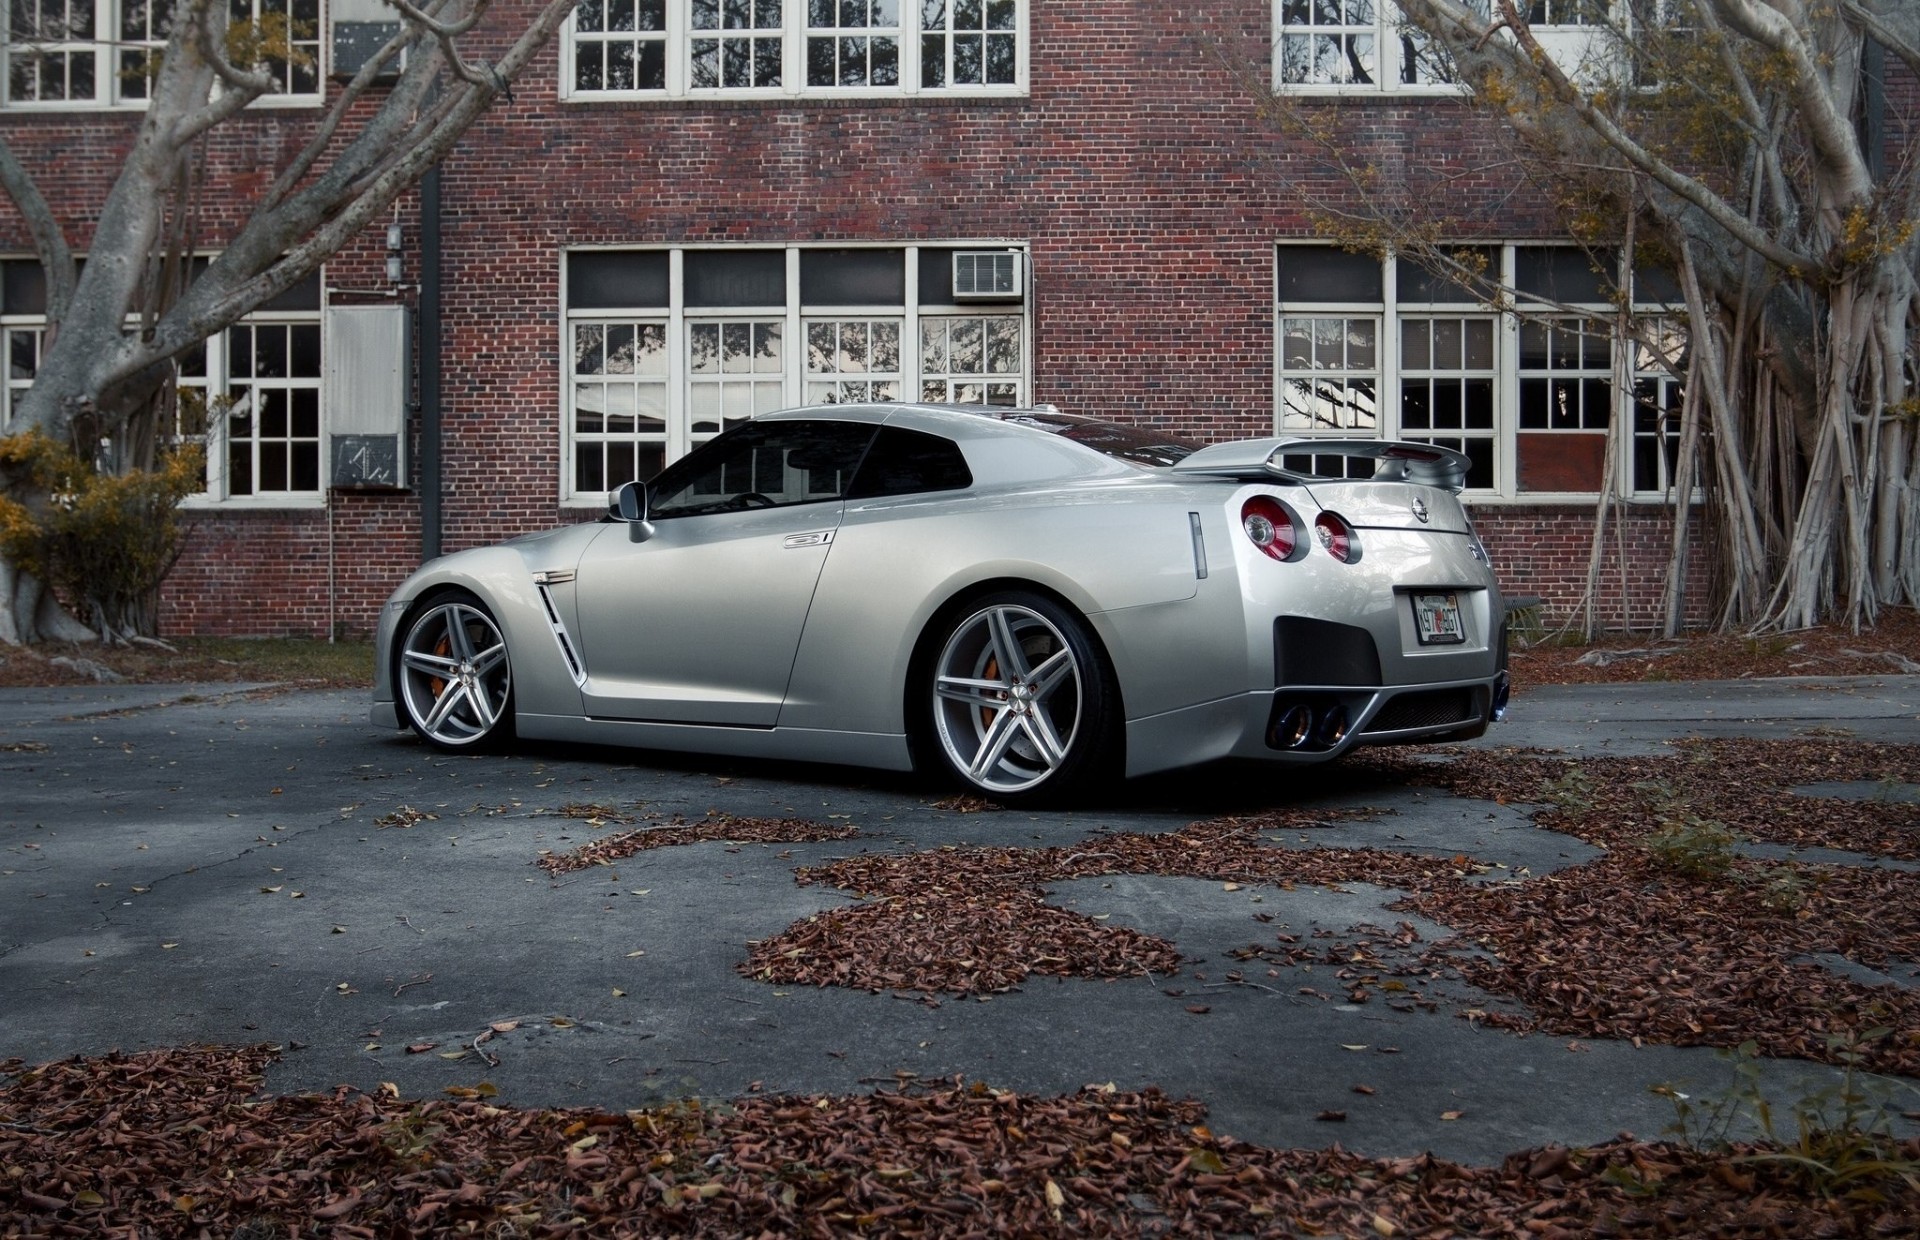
left=571, top=319, right=669, bottom=495
left=806, top=0, right=897, bottom=86
left=563, top=245, right=1030, bottom=502
left=1631, top=317, right=1688, bottom=494
left=920, top=315, right=1021, bottom=405
left=1277, top=315, right=1380, bottom=478
left=0, top=260, right=322, bottom=500
left=1276, top=244, right=1689, bottom=499
left=1399, top=316, right=1496, bottom=489
left=4, top=0, right=320, bottom=105
left=225, top=320, right=321, bottom=496
left=114, top=0, right=168, bottom=100
left=1276, top=0, right=1484, bottom=91
left=1518, top=319, right=1610, bottom=431
left=565, top=0, right=1022, bottom=96
left=3, top=326, right=40, bottom=432
left=229, top=0, right=320, bottom=96
left=805, top=318, right=901, bottom=404
left=1276, top=0, right=1377, bottom=88
left=1279, top=316, right=1378, bottom=433
left=920, top=0, right=1016, bottom=87
left=689, top=319, right=783, bottom=439
left=691, top=0, right=780, bottom=88
left=6, top=0, right=95, bottom=101
left=573, top=0, right=668, bottom=91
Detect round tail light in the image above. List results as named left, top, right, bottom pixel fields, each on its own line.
left=1241, top=496, right=1300, bottom=561
left=1314, top=512, right=1358, bottom=563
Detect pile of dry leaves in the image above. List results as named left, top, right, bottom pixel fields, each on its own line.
left=741, top=738, right=1920, bottom=1077
left=4, top=1044, right=1914, bottom=1238
left=537, top=812, right=861, bottom=875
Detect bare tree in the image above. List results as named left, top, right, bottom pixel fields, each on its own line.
left=1254, top=0, right=1920, bottom=632
left=0, top=0, right=573, bottom=644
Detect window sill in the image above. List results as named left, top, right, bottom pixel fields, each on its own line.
left=0, top=95, right=322, bottom=114
left=559, top=87, right=1027, bottom=108
left=180, top=495, right=328, bottom=512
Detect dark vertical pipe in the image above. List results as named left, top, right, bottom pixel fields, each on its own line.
left=420, top=164, right=443, bottom=562
left=1861, top=37, right=1887, bottom=183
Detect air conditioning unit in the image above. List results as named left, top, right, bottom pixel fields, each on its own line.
left=953, top=251, right=1022, bottom=300
left=332, top=0, right=407, bottom=80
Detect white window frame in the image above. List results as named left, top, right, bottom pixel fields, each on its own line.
left=1276, top=243, right=1693, bottom=502
left=560, top=242, right=1031, bottom=506
left=918, top=312, right=1024, bottom=405
left=1627, top=314, right=1689, bottom=498
left=560, top=0, right=1028, bottom=102
left=1274, top=0, right=1624, bottom=96
left=201, top=311, right=326, bottom=504
left=1, top=0, right=325, bottom=109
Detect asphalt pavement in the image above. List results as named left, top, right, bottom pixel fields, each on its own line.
left=2, top=673, right=1916, bottom=1165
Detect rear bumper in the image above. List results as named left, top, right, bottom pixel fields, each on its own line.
left=1123, top=671, right=1503, bottom=778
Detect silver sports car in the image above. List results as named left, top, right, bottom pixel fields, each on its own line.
left=372, top=403, right=1508, bottom=803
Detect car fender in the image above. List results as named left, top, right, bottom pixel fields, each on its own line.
left=380, top=536, right=595, bottom=723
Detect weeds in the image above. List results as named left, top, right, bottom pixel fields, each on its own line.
left=1657, top=1030, right=1920, bottom=1199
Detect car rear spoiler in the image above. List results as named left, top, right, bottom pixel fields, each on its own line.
left=1169, top=438, right=1472, bottom=493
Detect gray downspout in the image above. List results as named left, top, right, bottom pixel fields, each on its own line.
left=421, top=164, right=443, bottom=562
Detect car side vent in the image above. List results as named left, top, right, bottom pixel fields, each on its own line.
left=953, top=251, right=1021, bottom=300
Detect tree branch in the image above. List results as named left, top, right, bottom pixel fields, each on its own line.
left=0, top=137, right=76, bottom=328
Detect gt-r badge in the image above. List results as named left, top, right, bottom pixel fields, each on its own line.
left=1411, top=497, right=1430, bottom=524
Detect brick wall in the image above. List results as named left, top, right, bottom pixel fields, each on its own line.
left=4, top=2, right=1723, bottom=637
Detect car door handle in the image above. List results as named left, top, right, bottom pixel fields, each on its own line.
left=783, top=531, right=834, bottom=549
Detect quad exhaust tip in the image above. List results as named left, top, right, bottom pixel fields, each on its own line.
left=1268, top=701, right=1352, bottom=751
left=1271, top=704, right=1314, bottom=749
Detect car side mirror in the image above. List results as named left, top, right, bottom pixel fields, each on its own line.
left=610, top=481, right=656, bottom=544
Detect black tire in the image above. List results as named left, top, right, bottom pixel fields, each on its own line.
left=919, top=590, right=1121, bottom=805
left=394, top=591, right=516, bottom=752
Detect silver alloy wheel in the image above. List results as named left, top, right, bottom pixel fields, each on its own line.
left=932, top=603, right=1083, bottom=794
left=398, top=600, right=512, bottom=747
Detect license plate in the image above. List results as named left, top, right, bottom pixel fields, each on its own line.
left=1413, top=592, right=1464, bottom=645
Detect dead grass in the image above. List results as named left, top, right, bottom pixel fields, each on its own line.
left=0, top=637, right=373, bottom=689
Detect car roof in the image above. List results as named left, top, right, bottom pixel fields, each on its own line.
left=761, top=402, right=1197, bottom=468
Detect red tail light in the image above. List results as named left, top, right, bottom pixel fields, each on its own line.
left=1315, top=512, right=1359, bottom=563
left=1241, top=495, right=1300, bottom=561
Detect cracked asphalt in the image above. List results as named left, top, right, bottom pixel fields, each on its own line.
left=2, top=674, right=1916, bottom=1165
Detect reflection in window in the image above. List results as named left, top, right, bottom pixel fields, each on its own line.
left=1631, top=317, right=1688, bottom=494
left=806, top=0, right=898, bottom=86
left=651, top=420, right=876, bottom=515
left=573, top=0, right=668, bottom=91
left=691, top=0, right=782, bottom=88
left=921, top=0, right=1017, bottom=87
left=805, top=317, right=901, bottom=403
left=5, top=0, right=98, bottom=102
left=1278, top=0, right=1376, bottom=87
left=920, top=315, right=1021, bottom=405
left=689, top=319, right=783, bottom=440
left=572, top=319, right=668, bottom=494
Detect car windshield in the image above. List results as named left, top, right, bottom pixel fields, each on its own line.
left=997, top=411, right=1200, bottom=468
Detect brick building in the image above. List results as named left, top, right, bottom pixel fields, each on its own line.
left=0, top=1, right=1712, bottom=638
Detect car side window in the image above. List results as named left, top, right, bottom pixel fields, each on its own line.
left=649, top=421, right=878, bottom=519
left=846, top=426, right=974, bottom=499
